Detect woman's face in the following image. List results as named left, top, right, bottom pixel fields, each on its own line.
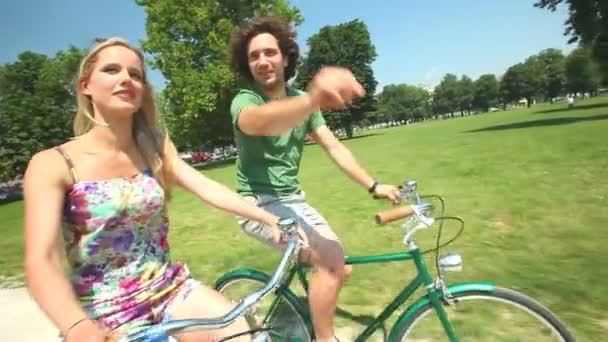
left=81, top=45, right=145, bottom=116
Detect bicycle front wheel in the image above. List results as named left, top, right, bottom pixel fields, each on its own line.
left=216, top=274, right=312, bottom=342
left=394, top=287, right=575, bottom=341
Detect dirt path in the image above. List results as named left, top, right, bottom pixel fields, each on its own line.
left=0, top=287, right=57, bottom=341
left=0, top=284, right=388, bottom=341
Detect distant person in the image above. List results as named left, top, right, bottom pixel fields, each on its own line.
left=567, top=94, right=575, bottom=109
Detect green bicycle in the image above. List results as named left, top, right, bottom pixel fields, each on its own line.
left=215, top=180, right=575, bottom=341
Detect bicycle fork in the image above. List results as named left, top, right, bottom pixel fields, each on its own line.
left=413, top=248, right=459, bottom=342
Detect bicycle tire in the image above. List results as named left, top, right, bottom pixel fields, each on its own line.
left=393, top=287, right=575, bottom=341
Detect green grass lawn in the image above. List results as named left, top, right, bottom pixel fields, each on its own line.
left=1, top=97, right=607, bottom=339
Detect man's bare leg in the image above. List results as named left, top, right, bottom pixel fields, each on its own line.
left=302, top=238, right=347, bottom=341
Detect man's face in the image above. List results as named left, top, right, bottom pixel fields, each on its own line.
left=247, top=33, right=288, bottom=89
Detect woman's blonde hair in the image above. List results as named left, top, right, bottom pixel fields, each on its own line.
left=74, top=37, right=175, bottom=198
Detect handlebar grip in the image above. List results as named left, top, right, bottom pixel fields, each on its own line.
left=375, top=205, right=416, bottom=224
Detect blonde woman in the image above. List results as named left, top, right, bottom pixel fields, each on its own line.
left=23, top=38, right=283, bottom=342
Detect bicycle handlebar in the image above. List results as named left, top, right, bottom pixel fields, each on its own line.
left=375, top=179, right=427, bottom=224
left=375, top=205, right=416, bottom=224
left=374, top=180, right=443, bottom=247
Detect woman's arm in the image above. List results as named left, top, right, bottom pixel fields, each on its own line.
left=23, top=150, right=106, bottom=341
left=173, top=157, right=279, bottom=227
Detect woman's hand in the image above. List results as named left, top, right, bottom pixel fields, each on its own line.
left=64, top=319, right=110, bottom=342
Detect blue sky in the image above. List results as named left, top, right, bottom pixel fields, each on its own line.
left=0, top=0, right=571, bottom=91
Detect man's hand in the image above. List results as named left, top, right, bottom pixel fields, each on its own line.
left=308, top=67, right=365, bottom=111
left=374, top=184, right=402, bottom=205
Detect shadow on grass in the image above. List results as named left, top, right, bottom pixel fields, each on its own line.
left=534, top=102, right=608, bottom=114
left=341, top=132, right=385, bottom=141
left=464, top=113, right=608, bottom=133
left=296, top=295, right=389, bottom=340
left=335, top=306, right=388, bottom=335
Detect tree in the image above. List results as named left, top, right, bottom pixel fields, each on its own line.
left=136, top=0, right=302, bottom=149
left=500, top=64, right=525, bottom=106
left=0, top=47, right=82, bottom=181
left=458, top=75, right=475, bottom=115
left=524, top=55, right=548, bottom=102
left=155, top=90, right=185, bottom=148
left=376, top=84, right=431, bottom=122
left=500, top=60, right=544, bottom=107
left=536, top=48, right=566, bottom=102
left=473, top=74, right=499, bottom=112
left=535, top=0, right=608, bottom=80
left=295, top=19, right=377, bottom=138
left=432, top=74, right=460, bottom=117
left=565, top=46, right=601, bottom=95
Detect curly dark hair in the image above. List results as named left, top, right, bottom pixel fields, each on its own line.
left=230, top=16, right=299, bottom=82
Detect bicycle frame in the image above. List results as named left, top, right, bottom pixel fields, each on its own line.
left=123, top=179, right=567, bottom=341
left=218, top=246, right=496, bottom=342
left=213, top=182, right=500, bottom=342
left=345, top=249, right=454, bottom=341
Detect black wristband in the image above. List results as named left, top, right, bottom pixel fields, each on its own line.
left=368, top=181, right=379, bottom=194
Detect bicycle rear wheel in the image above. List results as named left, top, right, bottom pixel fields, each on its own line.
left=216, top=274, right=312, bottom=342
left=393, top=287, right=574, bottom=341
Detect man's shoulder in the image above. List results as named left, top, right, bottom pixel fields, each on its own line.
left=234, top=86, right=305, bottom=99
left=231, top=88, right=266, bottom=113
left=287, top=87, right=306, bottom=97
left=234, top=88, right=264, bottom=99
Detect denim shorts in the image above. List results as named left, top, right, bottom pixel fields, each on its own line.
left=237, top=190, right=340, bottom=250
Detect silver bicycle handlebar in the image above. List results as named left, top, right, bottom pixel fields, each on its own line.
left=399, top=180, right=437, bottom=246
left=120, top=219, right=302, bottom=341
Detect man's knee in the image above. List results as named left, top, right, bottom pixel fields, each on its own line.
left=313, top=245, right=347, bottom=279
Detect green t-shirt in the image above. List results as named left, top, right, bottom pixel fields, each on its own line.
left=230, top=87, right=326, bottom=196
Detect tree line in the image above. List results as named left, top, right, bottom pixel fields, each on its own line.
left=377, top=45, right=603, bottom=124
left=0, top=0, right=605, bottom=182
